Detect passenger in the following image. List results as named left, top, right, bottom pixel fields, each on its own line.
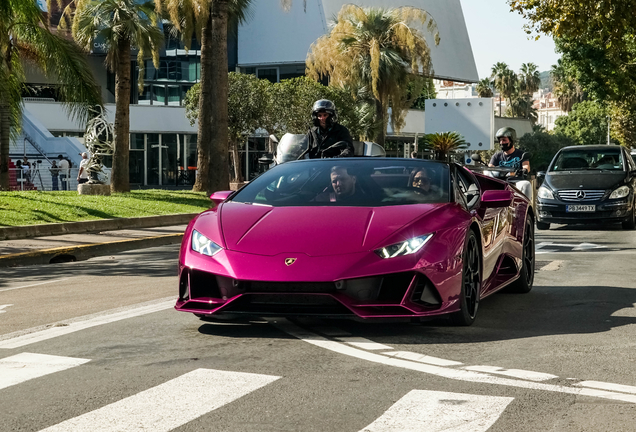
left=409, top=168, right=432, bottom=195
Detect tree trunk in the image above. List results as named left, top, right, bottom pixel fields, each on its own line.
left=111, top=40, right=131, bottom=193
left=0, top=101, right=10, bottom=191
left=193, top=12, right=214, bottom=193
left=230, top=139, right=243, bottom=183
left=198, top=0, right=230, bottom=195
left=374, top=98, right=386, bottom=146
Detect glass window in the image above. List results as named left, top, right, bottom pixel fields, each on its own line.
left=551, top=149, right=623, bottom=171
left=167, top=85, right=180, bottom=106
left=138, top=84, right=152, bottom=105
left=231, top=159, right=450, bottom=207
left=257, top=68, right=278, bottom=83
left=130, top=133, right=145, bottom=150
left=147, top=133, right=160, bottom=185
left=186, top=135, right=197, bottom=169
left=162, top=134, right=178, bottom=185
left=153, top=84, right=166, bottom=105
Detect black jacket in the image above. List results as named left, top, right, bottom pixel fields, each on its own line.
left=306, top=123, right=354, bottom=158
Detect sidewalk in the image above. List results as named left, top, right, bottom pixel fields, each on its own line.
left=0, top=213, right=198, bottom=268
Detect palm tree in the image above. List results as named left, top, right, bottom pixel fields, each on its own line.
left=422, top=131, right=468, bottom=162
left=501, top=69, right=518, bottom=113
left=165, top=0, right=297, bottom=194
left=0, top=0, right=102, bottom=191
left=69, top=0, right=164, bottom=193
left=306, top=5, right=440, bottom=146
left=476, top=78, right=493, bottom=98
left=519, top=62, right=541, bottom=96
left=507, top=94, right=538, bottom=123
left=551, top=60, right=583, bottom=113
left=490, top=62, right=511, bottom=116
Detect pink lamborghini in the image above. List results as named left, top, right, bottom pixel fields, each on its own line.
left=176, top=158, right=535, bottom=326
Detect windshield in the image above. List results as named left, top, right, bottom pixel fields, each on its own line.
left=550, top=149, right=624, bottom=172
left=230, top=159, right=450, bottom=207
left=274, top=133, right=309, bottom=164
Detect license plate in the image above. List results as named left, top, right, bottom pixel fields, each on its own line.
left=566, top=205, right=595, bottom=212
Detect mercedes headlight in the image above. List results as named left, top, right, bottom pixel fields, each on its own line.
left=609, top=186, right=630, bottom=199
left=537, top=186, right=555, bottom=200
left=191, top=230, right=222, bottom=257
left=375, top=234, right=433, bottom=259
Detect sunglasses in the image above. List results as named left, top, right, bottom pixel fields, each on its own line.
left=413, top=177, right=430, bottom=185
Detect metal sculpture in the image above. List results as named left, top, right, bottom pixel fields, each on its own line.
left=83, top=107, right=114, bottom=184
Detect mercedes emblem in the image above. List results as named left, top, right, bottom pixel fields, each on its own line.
left=576, top=190, right=586, bottom=200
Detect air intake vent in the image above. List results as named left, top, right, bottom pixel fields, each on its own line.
left=557, top=190, right=606, bottom=202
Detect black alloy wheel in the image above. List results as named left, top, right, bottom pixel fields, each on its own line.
left=508, top=217, right=535, bottom=293
left=450, top=230, right=481, bottom=326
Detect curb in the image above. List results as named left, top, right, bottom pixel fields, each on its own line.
left=0, top=213, right=199, bottom=241
left=0, top=234, right=184, bottom=268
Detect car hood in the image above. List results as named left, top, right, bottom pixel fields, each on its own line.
left=217, top=202, right=444, bottom=256
left=546, top=171, right=626, bottom=190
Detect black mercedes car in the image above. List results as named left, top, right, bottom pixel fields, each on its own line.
left=536, top=145, right=636, bottom=230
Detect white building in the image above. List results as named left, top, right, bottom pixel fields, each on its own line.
left=532, top=89, right=567, bottom=131
left=15, top=0, right=479, bottom=188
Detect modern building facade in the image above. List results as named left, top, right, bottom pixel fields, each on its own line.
left=13, top=0, right=479, bottom=189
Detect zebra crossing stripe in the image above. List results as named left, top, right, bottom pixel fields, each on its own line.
left=359, top=390, right=513, bottom=432
left=38, top=368, right=280, bottom=432
left=0, top=353, right=90, bottom=390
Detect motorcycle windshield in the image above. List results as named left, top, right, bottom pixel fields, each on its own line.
left=275, top=134, right=309, bottom=164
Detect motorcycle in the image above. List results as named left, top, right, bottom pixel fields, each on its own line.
left=468, top=152, right=536, bottom=207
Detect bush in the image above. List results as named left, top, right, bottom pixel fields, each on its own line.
left=518, top=131, right=575, bottom=172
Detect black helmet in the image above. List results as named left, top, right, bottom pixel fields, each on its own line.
left=311, top=99, right=338, bottom=127
left=495, top=127, right=517, bottom=145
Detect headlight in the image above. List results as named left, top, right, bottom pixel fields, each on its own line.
left=375, top=234, right=433, bottom=259
left=191, top=230, right=222, bottom=257
left=537, top=186, right=554, bottom=200
left=609, top=186, right=630, bottom=199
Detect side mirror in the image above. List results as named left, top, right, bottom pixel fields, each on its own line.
left=269, top=134, right=279, bottom=144
left=258, top=153, right=274, bottom=165
left=481, top=190, right=513, bottom=208
left=210, top=190, right=233, bottom=207
left=537, top=171, right=546, bottom=179
left=471, top=153, right=482, bottom=162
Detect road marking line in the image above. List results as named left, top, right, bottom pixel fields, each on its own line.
left=463, top=365, right=557, bottom=382
left=336, top=336, right=393, bottom=350
left=271, top=319, right=636, bottom=404
left=539, top=260, right=563, bottom=271
left=38, top=368, right=279, bottom=432
left=0, top=278, right=71, bottom=293
left=0, top=353, right=90, bottom=390
left=359, top=390, right=513, bottom=432
left=311, top=326, right=352, bottom=337
left=0, top=304, right=12, bottom=314
left=576, top=381, right=636, bottom=395
left=0, top=299, right=174, bottom=349
left=382, top=351, right=463, bottom=367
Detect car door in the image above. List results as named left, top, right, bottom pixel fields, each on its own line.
left=454, top=166, right=504, bottom=283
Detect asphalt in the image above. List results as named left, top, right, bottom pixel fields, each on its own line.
left=0, top=213, right=199, bottom=268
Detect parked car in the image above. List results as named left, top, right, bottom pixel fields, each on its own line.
left=536, top=145, right=636, bottom=230
left=176, top=158, right=535, bottom=326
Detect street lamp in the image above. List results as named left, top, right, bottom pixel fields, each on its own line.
left=607, top=115, right=611, bottom=145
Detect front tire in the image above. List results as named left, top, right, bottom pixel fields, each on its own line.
left=508, top=217, right=535, bottom=293
left=536, top=221, right=550, bottom=230
left=450, top=230, right=481, bottom=326
left=621, top=205, right=635, bottom=230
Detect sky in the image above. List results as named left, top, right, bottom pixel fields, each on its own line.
left=459, top=0, right=561, bottom=80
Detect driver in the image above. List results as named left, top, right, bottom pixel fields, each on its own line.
left=489, top=127, right=530, bottom=176
left=315, top=166, right=362, bottom=202
left=409, top=168, right=432, bottom=194
left=305, top=100, right=354, bottom=159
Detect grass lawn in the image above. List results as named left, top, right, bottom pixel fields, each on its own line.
left=0, top=190, right=211, bottom=227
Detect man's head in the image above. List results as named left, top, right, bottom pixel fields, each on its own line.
left=22, top=156, right=28, bottom=161
left=496, top=127, right=517, bottom=152
left=81, top=152, right=88, bottom=159
left=57, top=154, right=64, bottom=160
left=312, top=99, right=337, bottom=129
left=330, top=166, right=356, bottom=198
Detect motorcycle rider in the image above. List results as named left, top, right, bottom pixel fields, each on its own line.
left=305, top=99, right=354, bottom=159
left=489, top=127, right=530, bottom=176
